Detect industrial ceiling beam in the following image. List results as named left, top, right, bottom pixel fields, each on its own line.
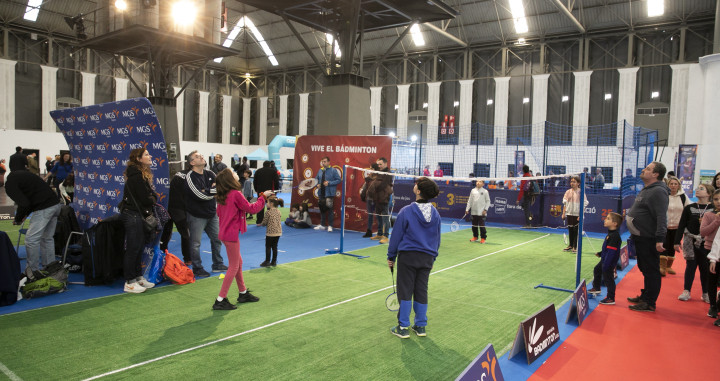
left=281, top=13, right=327, bottom=74
left=368, top=24, right=414, bottom=74
left=423, top=22, right=467, bottom=47
left=549, top=0, right=586, bottom=34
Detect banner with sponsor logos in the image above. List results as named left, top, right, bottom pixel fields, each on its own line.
left=676, top=144, right=697, bottom=197
left=455, top=344, right=505, bottom=381
left=50, top=98, right=170, bottom=231
left=508, top=303, right=560, bottom=365
left=565, top=279, right=589, bottom=326
left=291, top=135, right=393, bottom=232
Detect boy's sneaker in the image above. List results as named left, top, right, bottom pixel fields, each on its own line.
left=328, top=226, right=333, bottom=232
left=599, top=297, right=615, bottom=305
left=212, top=298, right=237, bottom=310
left=259, top=261, right=270, bottom=268
left=136, top=276, right=155, bottom=289
left=314, top=225, right=326, bottom=230
left=480, top=238, right=486, bottom=244
left=678, top=290, right=691, bottom=301
left=193, top=268, right=210, bottom=277
left=391, top=325, right=410, bottom=339
left=362, top=230, right=373, bottom=238
left=708, top=306, right=718, bottom=318
left=411, top=325, right=426, bottom=337
left=702, top=293, right=710, bottom=303
left=714, top=318, right=720, bottom=327
left=270, top=261, right=277, bottom=267
left=379, top=236, right=389, bottom=244
left=470, top=237, right=478, bottom=242
left=237, top=291, right=260, bottom=303
left=627, top=295, right=642, bottom=304
left=124, top=282, right=146, bottom=294
left=628, top=301, right=655, bottom=312
left=587, top=288, right=602, bottom=296
left=371, top=234, right=382, bottom=240
left=212, top=264, right=228, bottom=272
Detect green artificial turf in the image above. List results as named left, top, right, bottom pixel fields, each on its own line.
left=0, top=228, right=599, bottom=380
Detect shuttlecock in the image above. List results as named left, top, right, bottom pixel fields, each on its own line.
left=219, top=273, right=225, bottom=279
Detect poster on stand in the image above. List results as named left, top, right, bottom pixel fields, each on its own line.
left=676, top=145, right=697, bottom=197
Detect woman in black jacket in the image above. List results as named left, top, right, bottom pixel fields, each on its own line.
left=119, top=148, right=157, bottom=294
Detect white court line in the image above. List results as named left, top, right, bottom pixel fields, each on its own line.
left=83, top=234, right=549, bottom=380
left=0, top=361, right=23, bottom=381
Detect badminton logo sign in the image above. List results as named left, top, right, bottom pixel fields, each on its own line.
left=509, top=304, right=560, bottom=364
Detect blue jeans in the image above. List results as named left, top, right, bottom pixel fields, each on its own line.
left=24, top=203, right=61, bottom=272
left=187, top=213, right=224, bottom=270
left=319, top=197, right=334, bottom=227
left=366, top=200, right=376, bottom=231
left=376, top=202, right=391, bottom=237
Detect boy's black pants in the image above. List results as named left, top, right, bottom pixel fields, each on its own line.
left=592, top=260, right=616, bottom=299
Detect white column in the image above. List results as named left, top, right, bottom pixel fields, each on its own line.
left=259, top=96, right=268, bottom=145
left=370, top=86, right=382, bottom=133
left=242, top=97, right=251, bottom=145
left=697, top=54, right=720, bottom=186
left=0, top=59, right=17, bottom=130
left=617, top=67, right=639, bottom=147
left=146, top=82, right=151, bottom=97
left=531, top=74, right=550, bottom=146
left=173, top=86, right=184, bottom=141
left=279, top=95, right=288, bottom=136
left=493, top=77, right=510, bottom=146
left=40, top=65, right=58, bottom=133
left=198, top=90, right=209, bottom=143
left=427, top=82, right=441, bottom=144
left=80, top=72, right=96, bottom=106
left=221, top=94, right=232, bottom=144
left=396, top=84, right=410, bottom=139
left=298, top=93, right=309, bottom=136
left=668, top=64, right=692, bottom=147
left=459, top=79, right=474, bottom=145
left=572, top=71, right=592, bottom=146
left=114, top=77, right=129, bottom=101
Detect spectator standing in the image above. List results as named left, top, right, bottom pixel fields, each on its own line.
left=700, top=189, right=720, bottom=320
left=45, top=153, right=73, bottom=201
left=314, top=157, right=341, bottom=232
left=6, top=170, right=61, bottom=279
left=185, top=150, right=227, bottom=277
left=253, top=161, right=280, bottom=225
left=466, top=179, right=491, bottom=243
left=361, top=163, right=379, bottom=237
left=0, top=159, right=6, bottom=187
left=562, top=176, right=589, bottom=253
left=234, top=156, right=249, bottom=179
left=26, top=153, right=39, bottom=175
left=159, top=167, right=193, bottom=265
left=422, top=165, right=430, bottom=176
left=675, top=183, right=714, bottom=302
left=662, top=176, right=689, bottom=276
left=9, top=147, right=27, bottom=172
left=433, top=165, right=443, bottom=177
left=593, top=168, right=605, bottom=192
left=516, top=165, right=534, bottom=227
left=211, top=154, right=227, bottom=174
left=367, top=158, right=393, bottom=243
left=44, top=156, right=54, bottom=174
left=626, top=162, right=669, bottom=312
left=622, top=168, right=636, bottom=194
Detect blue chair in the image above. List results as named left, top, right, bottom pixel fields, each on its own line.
left=14, top=213, right=31, bottom=260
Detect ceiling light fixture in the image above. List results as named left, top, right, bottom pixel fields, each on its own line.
left=410, top=23, right=425, bottom=46
left=24, top=0, right=42, bottom=22
left=647, top=0, right=664, bottom=17
left=172, top=0, right=197, bottom=26
left=508, top=0, right=529, bottom=34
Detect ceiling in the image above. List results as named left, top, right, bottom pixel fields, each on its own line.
left=0, top=0, right=716, bottom=73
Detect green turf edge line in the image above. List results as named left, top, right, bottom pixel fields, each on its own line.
left=0, top=361, right=23, bottom=381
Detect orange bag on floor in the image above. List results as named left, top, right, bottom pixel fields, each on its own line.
left=163, top=251, right=195, bottom=285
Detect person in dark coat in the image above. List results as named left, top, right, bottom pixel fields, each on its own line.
left=9, top=146, right=27, bottom=172
left=5, top=170, right=61, bottom=278
left=253, top=161, right=280, bottom=225
left=159, top=166, right=193, bottom=264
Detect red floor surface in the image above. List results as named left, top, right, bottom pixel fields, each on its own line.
left=529, top=257, right=720, bottom=380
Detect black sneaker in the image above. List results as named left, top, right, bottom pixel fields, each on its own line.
left=212, top=264, right=228, bottom=272
left=391, top=325, right=410, bottom=339
left=237, top=291, right=260, bottom=303
left=627, top=295, right=642, bottom=304
left=259, top=261, right=270, bottom=267
left=212, top=298, right=237, bottom=310
left=411, top=325, right=426, bottom=337
left=193, top=268, right=210, bottom=277
left=362, top=230, right=373, bottom=238
left=588, top=288, right=602, bottom=296
left=599, top=297, right=615, bottom=305
left=708, top=306, right=718, bottom=318
left=714, top=318, right=720, bottom=327
left=270, top=261, right=277, bottom=267
left=628, top=301, right=655, bottom=312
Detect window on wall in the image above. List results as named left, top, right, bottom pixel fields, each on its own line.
left=471, top=123, right=494, bottom=145
left=438, top=162, right=454, bottom=177
left=546, top=165, right=566, bottom=175
left=473, top=163, right=491, bottom=177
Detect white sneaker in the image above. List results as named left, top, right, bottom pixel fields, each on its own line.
left=678, top=290, right=691, bottom=301
left=702, top=293, right=710, bottom=303
left=314, top=225, right=326, bottom=230
left=327, top=226, right=333, bottom=232
left=124, top=282, right=146, bottom=294
left=137, top=276, right=155, bottom=289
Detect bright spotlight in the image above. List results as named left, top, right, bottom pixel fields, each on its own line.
left=114, top=0, right=128, bottom=11
left=389, top=132, right=396, bottom=137
left=411, top=135, right=418, bottom=142
left=172, top=0, right=196, bottom=25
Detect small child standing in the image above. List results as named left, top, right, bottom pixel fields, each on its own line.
left=242, top=169, right=254, bottom=220
left=261, top=197, right=282, bottom=267
left=465, top=179, right=490, bottom=243
left=588, top=212, right=623, bottom=305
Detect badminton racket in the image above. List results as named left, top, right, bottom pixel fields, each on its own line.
left=385, top=266, right=399, bottom=311
left=450, top=213, right=467, bottom=232
left=292, top=178, right=319, bottom=195
left=563, top=232, right=569, bottom=246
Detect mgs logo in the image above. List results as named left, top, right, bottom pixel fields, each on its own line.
left=56, top=116, right=65, bottom=124
left=77, top=114, right=87, bottom=123
left=152, top=142, right=166, bottom=150
left=106, top=188, right=120, bottom=197
left=134, top=123, right=154, bottom=135
left=153, top=157, right=166, bottom=168
left=78, top=171, right=87, bottom=180
left=96, top=142, right=109, bottom=152
left=156, top=177, right=169, bottom=186
left=129, top=141, right=149, bottom=150
left=82, top=185, right=92, bottom=194
left=121, top=106, right=140, bottom=119
left=74, top=143, right=83, bottom=151
left=105, top=110, right=119, bottom=120
left=87, top=201, right=98, bottom=211
left=106, top=158, right=120, bottom=168
left=116, top=125, right=131, bottom=136
left=99, top=173, right=112, bottom=183
left=64, top=130, right=74, bottom=137
left=81, top=157, right=90, bottom=165
left=157, top=193, right=167, bottom=203
left=87, top=127, right=99, bottom=137
left=83, top=143, right=95, bottom=152
left=88, top=172, right=98, bottom=180
left=93, top=187, right=104, bottom=196
left=89, top=112, right=101, bottom=122
left=111, top=142, right=127, bottom=152
left=89, top=217, right=100, bottom=225
left=142, top=107, right=155, bottom=115
left=75, top=129, right=85, bottom=137
left=98, top=203, right=111, bottom=212
left=66, top=115, right=76, bottom=125
left=550, top=204, right=563, bottom=218
left=77, top=198, right=86, bottom=207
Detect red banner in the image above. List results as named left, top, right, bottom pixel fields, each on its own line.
left=292, top=135, right=393, bottom=232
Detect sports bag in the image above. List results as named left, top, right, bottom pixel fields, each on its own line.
left=163, top=251, right=195, bottom=285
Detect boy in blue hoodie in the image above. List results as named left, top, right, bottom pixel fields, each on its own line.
left=387, top=177, right=441, bottom=339
left=588, top=212, right=623, bottom=305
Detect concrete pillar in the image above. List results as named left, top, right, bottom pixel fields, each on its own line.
left=0, top=58, right=16, bottom=130
left=695, top=54, right=720, bottom=184
left=459, top=79, right=474, bottom=145
left=370, top=86, right=382, bottom=132
left=279, top=94, right=288, bottom=136
left=396, top=84, right=410, bottom=139
left=572, top=71, right=592, bottom=146
left=259, top=96, right=268, bottom=145
left=427, top=82, right=441, bottom=144
left=40, top=65, right=58, bottom=133
left=493, top=77, right=511, bottom=145
left=668, top=64, right=692, bottom=147
left=617, top=67, right=639, bottom=136
left=114, top=77, right=129, bottom=101
left=198, top=90, right=209, bottom=143
left=222, top=94, right=232, bottom=144
left=242, top=97, right=251, bottom=145
left=298, top=93, right=309, bottom=136
left=80, top=72, right=96, bottom=106
left=173, top=86, right=184, bottom=141
left=531, top=74, right=550, bottom=146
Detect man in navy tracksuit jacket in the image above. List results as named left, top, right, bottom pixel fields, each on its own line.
left=387, top=177, right=441, bottom=339
left=589, top=212, right=623, bottom=304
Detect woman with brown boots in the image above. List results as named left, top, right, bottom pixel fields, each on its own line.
left=663, top=176, right=689, bottom=276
